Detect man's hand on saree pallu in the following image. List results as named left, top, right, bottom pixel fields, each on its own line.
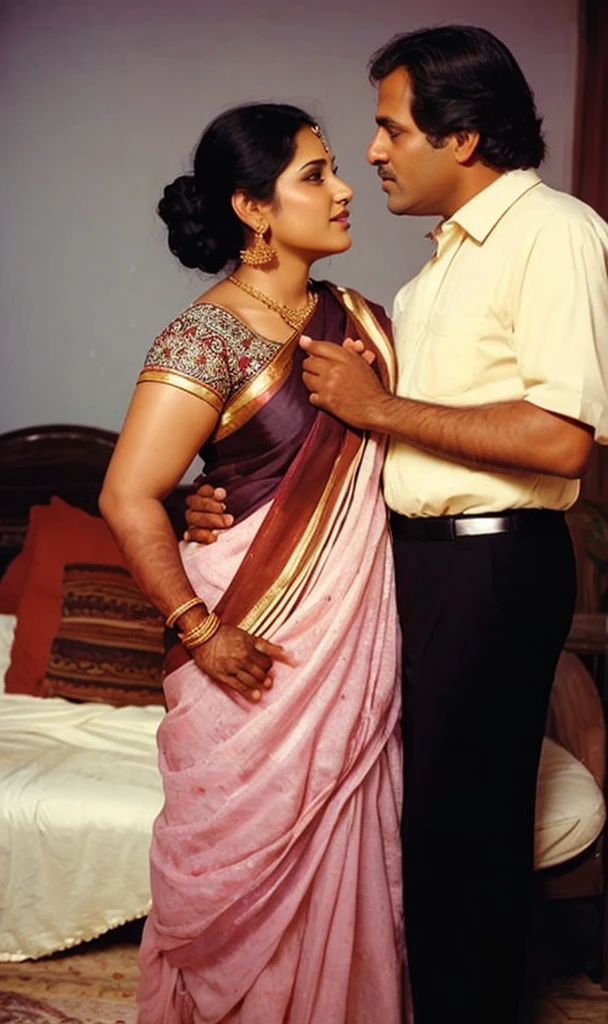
left=184, top=485, right=234, bottom=544
left=193, top=623, right=291, bottom=703
left=342, top=337, right=376, bottom=365
left=300, top=336, right=387, bottom=430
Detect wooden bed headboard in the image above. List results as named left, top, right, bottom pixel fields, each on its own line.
left=0, top=423, right=190, bottom=576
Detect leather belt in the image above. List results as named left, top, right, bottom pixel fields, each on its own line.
left=390, top=508, right=564, bottom=542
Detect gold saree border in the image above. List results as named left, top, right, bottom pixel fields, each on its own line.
left=137, top=369, right=224, bottom=414
left=208, top=290, right=319, bottom=443
left=329, top=285, right=396, bottom=393
left=244, top=447, right=365, bottom=637
left=239, top=434, right=365, bottom=634
left=213, top=331, right=299, bottom=443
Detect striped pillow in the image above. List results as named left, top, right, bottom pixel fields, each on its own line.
left=43, top=563, right=166, bottom=706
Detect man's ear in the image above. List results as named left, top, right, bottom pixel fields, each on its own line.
left=231, top=191, right=264, bottom=231
left=452, top=130, right=481, bottom=165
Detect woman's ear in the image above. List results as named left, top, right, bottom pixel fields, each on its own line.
left=231, top=191, right=263, bottom=231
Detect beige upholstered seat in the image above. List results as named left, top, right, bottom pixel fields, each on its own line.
left=535, top=736, right=605, bottom=869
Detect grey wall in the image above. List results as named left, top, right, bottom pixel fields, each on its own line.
left=0, top=0, right=579, bottom=442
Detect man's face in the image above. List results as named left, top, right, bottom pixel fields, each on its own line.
left=367, top=67, right=461, bottom=219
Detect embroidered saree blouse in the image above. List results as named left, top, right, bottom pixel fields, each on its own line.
left=138, top=302, right=289, bottom=414
left=137, top=284, right=394, bottom=526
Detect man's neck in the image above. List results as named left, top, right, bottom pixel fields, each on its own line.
left=442, top=165, right=505, bottom=220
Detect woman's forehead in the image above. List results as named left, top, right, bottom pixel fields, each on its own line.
left=288, top=126, right=333, bottom=168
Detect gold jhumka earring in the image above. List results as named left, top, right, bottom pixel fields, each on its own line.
left=239, top=224, right=276, bottom=267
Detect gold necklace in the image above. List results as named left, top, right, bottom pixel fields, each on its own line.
left=228, top=275, right=318, bottom=332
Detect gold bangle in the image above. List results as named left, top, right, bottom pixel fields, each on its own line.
left=178, top=617, right=216, bottom=644
left=178, top=612, right=222, bottom=650
left=179, top=614, right=221, bottom=646
left=166, top=597, right=208, bottom=629
left=179, top=613, right=221, bottom=650
left=179, top=624, right=214, bottom=647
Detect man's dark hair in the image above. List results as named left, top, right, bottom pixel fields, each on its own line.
left=369, top=25, right=546, bottom=170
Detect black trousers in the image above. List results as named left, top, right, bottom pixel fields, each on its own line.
left=392, top=515, right=576, bottom=1024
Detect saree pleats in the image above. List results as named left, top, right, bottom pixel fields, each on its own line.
left=136, top=287, right=406, bottom=1023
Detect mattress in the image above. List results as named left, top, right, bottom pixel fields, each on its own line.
left=0, top=615, right=165, bottom=960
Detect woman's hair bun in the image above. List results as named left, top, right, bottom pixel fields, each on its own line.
left=157, top=174, right=223, bottom=272
left=158, top=104, right=318, bottom=275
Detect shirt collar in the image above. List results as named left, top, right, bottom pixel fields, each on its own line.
left=429, top=168, right=542, bottom=247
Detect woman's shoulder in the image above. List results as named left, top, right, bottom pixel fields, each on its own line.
left=140, top=300, right=283, bottom=403
left=142, top=301, right=245, bottom=386
left=154, top=301, right=254, bottom=346
left=144, top=301, right=260, bottom=365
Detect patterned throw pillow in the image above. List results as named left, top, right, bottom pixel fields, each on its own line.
left=44, top=563, right=166, bottom=707
left=5, top=497, right=131, bottom=696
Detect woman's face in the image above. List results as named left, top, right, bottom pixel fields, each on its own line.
left=262, top=127, right=354, bottom=263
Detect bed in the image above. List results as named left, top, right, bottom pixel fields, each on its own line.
left=0, top=424, right=188, bottom=961
left=0, top=424, right=605, bottom=964
left=0, top=667, right=164, bottom=960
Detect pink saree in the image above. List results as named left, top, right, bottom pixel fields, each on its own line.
left=136, top=284, right=407, bottom=1023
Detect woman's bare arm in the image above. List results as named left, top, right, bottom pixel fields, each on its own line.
left=100, top=382, right=287, bottom=702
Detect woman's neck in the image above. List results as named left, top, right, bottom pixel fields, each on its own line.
left=234, top=254, right=312, bottom=308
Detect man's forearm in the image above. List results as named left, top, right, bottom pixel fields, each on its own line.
left=368, top=393, right=593, bottom=479
left=299, top=338, right=593, bottom=479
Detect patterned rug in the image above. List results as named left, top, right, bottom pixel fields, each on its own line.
left=0, top=922, right=141, bottom=1024
left=2, top=918, right=608, bottom=1023
left=0, top=991, right=135, bottom=1024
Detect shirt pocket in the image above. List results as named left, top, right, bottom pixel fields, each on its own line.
left=415, top=312, right=482, bottom=398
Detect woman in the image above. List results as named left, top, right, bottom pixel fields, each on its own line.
left=100, top=103, right=406, bottom=1023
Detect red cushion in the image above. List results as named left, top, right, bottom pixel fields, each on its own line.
left=5, top=498, right=128, bottom=696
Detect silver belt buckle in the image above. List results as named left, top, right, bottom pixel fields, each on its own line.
left=453, top=515, right=509, bottom=537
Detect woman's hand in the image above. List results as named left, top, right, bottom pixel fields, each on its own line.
left=192, top=623, right=290, bottom=703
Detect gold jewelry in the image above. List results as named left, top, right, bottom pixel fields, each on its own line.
left=178, top=611, right=222, bottom=650
left=166, top=596, right=208, bottom=629
left=178, top=613, right=220, bottom=646
left=228, top=275, right=318, bottom=331
left=239, top=224, right=276, bottom=267
left=310, top=123, right=329, bottom=153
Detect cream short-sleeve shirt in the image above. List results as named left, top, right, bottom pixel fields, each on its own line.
left=383, top=169, right=608, bottom=518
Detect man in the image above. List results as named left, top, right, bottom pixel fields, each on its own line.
left=185, top=26, right=608, bottom=1024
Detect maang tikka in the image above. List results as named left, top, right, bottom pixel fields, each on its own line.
left=310, top=123, right=329, bottom=153
left=239, top=223, right=276, bottom=267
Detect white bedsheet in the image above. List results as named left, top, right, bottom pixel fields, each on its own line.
left=0, top=614, right=16, bottom=691
left=0, top=693, right=164, bottom=960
